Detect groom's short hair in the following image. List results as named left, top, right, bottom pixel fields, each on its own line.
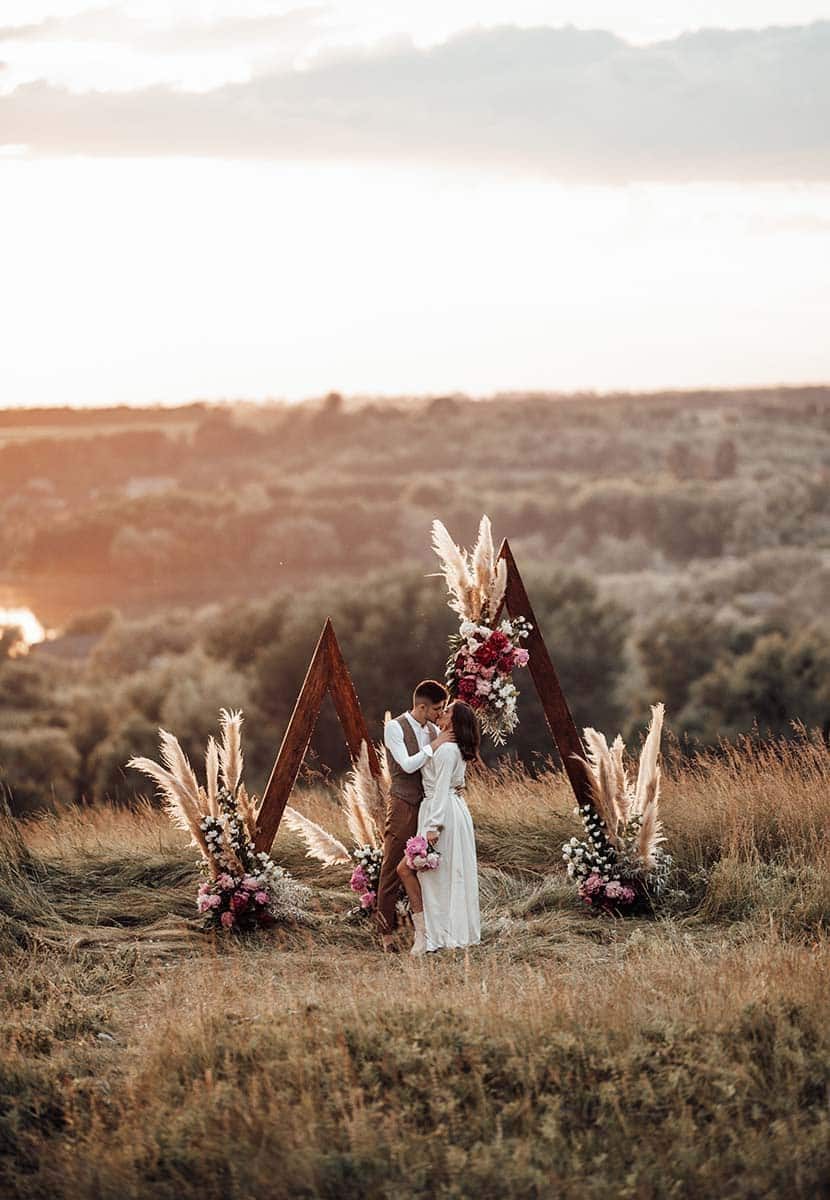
left=413, top=679, right=448, bottom=706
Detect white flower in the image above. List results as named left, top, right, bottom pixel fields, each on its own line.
left=460, top=620, right=476, bottom=636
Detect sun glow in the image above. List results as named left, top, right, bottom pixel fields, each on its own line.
left=0, top=607, right=48, bottom=652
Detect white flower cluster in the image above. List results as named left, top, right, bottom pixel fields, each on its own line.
left=352, top=843, right=383, bottom=888
left=561, top=804, right=617, bottom=883
left=200, top=814, right=240, bottom=873
left=491, top=678, right=518, bottom=714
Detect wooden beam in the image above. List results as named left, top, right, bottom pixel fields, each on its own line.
left=325, top=623, right=381, bottom=776
left=253, top=618, right=380, bottom=855
left=496, top=539, right=593, bottom=809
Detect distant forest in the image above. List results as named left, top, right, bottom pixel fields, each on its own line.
left=1, top=386, right=829, bottom=813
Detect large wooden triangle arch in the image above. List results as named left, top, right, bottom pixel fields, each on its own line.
left=253, top=539, right=592, bottom=855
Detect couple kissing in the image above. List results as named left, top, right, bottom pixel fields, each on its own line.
left=377, top=680, right=481, bottom=956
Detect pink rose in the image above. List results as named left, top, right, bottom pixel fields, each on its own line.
left=197, top=896, right=211, bottom=913
left=475, top=678, right=492, bottom=696
left=218, top=874, right=234, bottom=890
left=359, top=890, right=376, bottom=909
left=220, top=911, right=235, bottom=928
left=580, top=873, right=604, bottom=897
left=206, top=895, right=222, bottom=909
left=350, top=867, right=368, bottom=893
left=425, top=853, right=440, bottom=869
left=241, top=876, right=259, bottom=890
left=254, top=891, right=269, bottom=906
left=514, top=648, right=530, bottom=667
left=198, top=882, right=211, bottom=896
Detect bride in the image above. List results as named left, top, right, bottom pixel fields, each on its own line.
left=396, top=700, right=481, bottom=955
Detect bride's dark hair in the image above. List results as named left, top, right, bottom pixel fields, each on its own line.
left=451, top=701, right=481, bottom=763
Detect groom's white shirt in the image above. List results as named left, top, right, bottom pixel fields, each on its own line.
left=383, top=711, right=435, bottom=774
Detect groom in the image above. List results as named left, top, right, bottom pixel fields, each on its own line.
left=376, top=679, right=453, bottom=952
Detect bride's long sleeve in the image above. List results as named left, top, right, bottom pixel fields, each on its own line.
left=422, top=744, right=456, bottom=836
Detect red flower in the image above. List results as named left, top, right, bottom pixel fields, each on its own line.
left=475, top=644, right=498, bottom=666
left=497, top=654, right=515, bottom=674
left=489, top=630, right=510, bottom=650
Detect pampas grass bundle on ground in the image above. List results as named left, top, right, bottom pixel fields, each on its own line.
left=128, top=709, right=311, bottom=930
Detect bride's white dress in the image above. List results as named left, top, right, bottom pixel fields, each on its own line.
left=417, top=742, right=480, bottom=951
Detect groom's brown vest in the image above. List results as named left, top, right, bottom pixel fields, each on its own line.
left=388, top=714, right=426, bottom=806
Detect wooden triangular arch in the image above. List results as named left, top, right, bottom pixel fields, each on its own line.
left=253, top=618, right=379, bottom=854
left=494, top=539, right=592, bottom=810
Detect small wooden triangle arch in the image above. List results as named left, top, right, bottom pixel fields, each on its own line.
left=253, top=540, right=592, bottom=855
left=253, top=619, right=379, bottom=854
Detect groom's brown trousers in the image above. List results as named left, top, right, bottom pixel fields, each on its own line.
left=375, top=794, right=419, bottom=934
left=376, top=713, right=428, bottom=935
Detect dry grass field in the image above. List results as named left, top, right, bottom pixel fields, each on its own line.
left=2, top=734, right=829, bottom=1199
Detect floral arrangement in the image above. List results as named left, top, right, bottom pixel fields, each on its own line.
left=449, top=617, right=531, bottom=743
left=404, top=834, right=440, bottom=872
left=283, top=739, right=401, bottom=918
left=431, top=515, right=531, bottom=744
left=128, top=709, right=311, bottom=932
left=349, top=844, right=383, bottom=912
left=562, top=703, right=673, bottom=914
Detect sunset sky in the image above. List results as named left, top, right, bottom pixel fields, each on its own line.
left=1, top=2, right=829, bottom=407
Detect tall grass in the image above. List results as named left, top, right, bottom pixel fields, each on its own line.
left=1, top=736, right=829, bottom=1198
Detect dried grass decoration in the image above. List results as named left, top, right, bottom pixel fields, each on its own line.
left=431, top=515, right=530, bottom=745
left=563, top=703, right=673, bottom=913
left=282, top=738, right=405, bottom=920
left=128, top=709, right=311, bottom=932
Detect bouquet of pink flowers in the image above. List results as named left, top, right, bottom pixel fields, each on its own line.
left=447, top=617, right=531, bottom=745
left=404, top=834, right=440, bottom=872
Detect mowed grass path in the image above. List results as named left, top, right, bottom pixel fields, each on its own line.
left=2, top=738, right=829, bottom=1199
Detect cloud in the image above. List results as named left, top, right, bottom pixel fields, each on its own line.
left=1, top=20, right=828, bottom=180
left=0, top=6, right=329, bottom=49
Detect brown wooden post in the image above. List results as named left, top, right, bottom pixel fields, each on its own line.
left=326, top=623, right=381, bottom=775
left=253, top=618, right=379, bottom=855
left=495, top=539, right=593, bottom=809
